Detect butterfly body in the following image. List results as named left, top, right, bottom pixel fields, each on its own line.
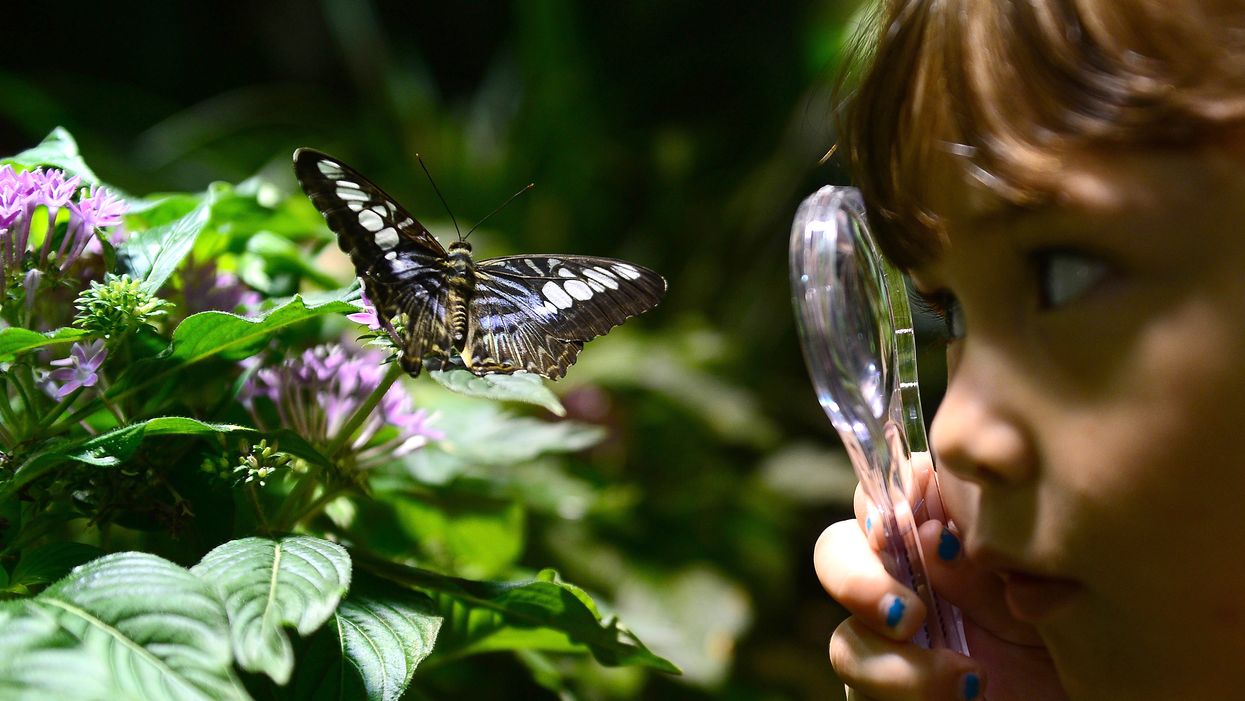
left=293, top=148, right=666, bottom=379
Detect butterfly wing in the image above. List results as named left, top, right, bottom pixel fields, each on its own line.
left=292, top=148, right=452, bottom=374
left=468, top=255, right=667, bottom=378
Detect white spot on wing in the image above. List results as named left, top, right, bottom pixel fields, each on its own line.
left=346, top=201, right=365, bottom=212
left=556, top=268, right=576, bottom=278
left=336, top=187, right=368, bottom=202
left=336, top=179, right=360, bottom=189
left=371, top=205, right=388, bottom=216
left=375, top=228, right=400, bottom=249
left=612, top=263, right=641, bottom=280
left=317, top=161, right=343, bottom=176
left=542, top=281, right=573, bottom=309
left=358, top=209, right=384, bottom=232
left=584, top=267, right=620, bottom=289
left=564, top=280, right=594, bottom=300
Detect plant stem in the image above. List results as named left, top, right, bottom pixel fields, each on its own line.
left=33, top=386, right=84, bottom=435
left=9, top=365, right=39, bottom=433
left=291, top=485, right=346, bottom=530
left=44, top=398, right=102, bottom=435
left=324, top=361, right=403, bottom=458
left=271, top=471, right=320, bottom=533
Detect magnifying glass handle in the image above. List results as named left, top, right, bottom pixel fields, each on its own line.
left=790, top=185, right=969, bottom=655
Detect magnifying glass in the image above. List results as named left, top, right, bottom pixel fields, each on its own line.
left=790, top=185, right=968, bottom=654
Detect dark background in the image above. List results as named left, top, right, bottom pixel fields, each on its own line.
left=0, top=2, right=933, bottom=699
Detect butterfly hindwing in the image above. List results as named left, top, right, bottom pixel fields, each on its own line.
left=293, top=148, right=453, bottom=373
left=467, top=255, right=666, bottom=378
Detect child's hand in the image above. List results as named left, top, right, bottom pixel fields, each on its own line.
left=813, top=459, right=1067, bottom=700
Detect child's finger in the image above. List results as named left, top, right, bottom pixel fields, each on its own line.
left=831, top=616, right=984, bottom=701
left=917, top=518, right=1044, bottom=646
left=814, top=520, right=928, bottom=642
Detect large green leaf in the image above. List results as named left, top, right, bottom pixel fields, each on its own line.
left=2, top=127, right=100, bottom=184
left=359, top=559, right=678, bottom=674
left=166, top=294, right=357, bottom=364
left=0, top=327, right=89, bottom=362
left=122, top=192, right=214, bottom=294
left=429, top=369, right=566, bottom=416
left=282, top=573, right=442, bottom=701
left=191, top=536, right=351, bottom=685
left=0, top=552, right=248, bottom=700
left=405, top=402, right=604, bottom=485
left=0, top=605, right=119, bottom=701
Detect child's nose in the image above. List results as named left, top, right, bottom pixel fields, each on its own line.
left=929, top=346, right=1036, bottom=486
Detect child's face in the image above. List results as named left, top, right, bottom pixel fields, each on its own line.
left=914, top=140, right=1245, bottom=698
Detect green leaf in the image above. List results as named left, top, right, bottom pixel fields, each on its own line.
left=7, top=543, right=104, bottom=593
left=359, top=559, right=679, bottom=674
left=190, top=536, right=351, bottom=686
left=106, top=293, right=357, bottom=402
left=429, top=369, right=566, bottom=416
left=0, top=552, right=248, bottom=700
left=405, top=403, right=604, bottom=484
left=3, top=127, right=100, bottom=184
left=283, top=573, right=442, bottom=701
left=5, top=419, right=331, bottom=498
left=167, top=294, right=358, bottom=364
left=122, top=193, right=213, bottom=294
left=0, top=327, right=89, bottom=362
left=0, top=604, right=119, bottom=701
left=389, top=497, right=525, bottom=579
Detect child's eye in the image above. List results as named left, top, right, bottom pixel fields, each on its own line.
left=1034, top=250, right=1111, bottom=309
left=914, top=289, right=966, bottom=340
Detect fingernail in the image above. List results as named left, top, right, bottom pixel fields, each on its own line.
left=937, top=527, right=961, bottom=561
left=881, top=593, right=906, bottom=629
left=960, top=671, right=982, bottom=700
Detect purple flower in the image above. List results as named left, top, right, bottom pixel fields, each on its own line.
left=0, top=166, right=126, bottom=283
left=346, top=291, right=381, bottom=330
left=347, top=289, right=403, bottom=348
left=47, top=339, right=108, bottom=399
left=178, top=254, right=260, bottom=316
left=242, top=344, right=441, bottom=467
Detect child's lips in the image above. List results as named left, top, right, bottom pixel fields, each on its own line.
left=1000, top=570, right=1083, bottom=622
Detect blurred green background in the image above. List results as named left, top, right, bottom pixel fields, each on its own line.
left=0, top=1, right=892, bottom=698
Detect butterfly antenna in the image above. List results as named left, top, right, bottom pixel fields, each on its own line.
left=416, top=153, right=463, bottom=240
left=464, top=183, right=535, bottom=241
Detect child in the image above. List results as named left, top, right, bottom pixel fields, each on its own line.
left=813, top=1, right=1245, bottom=699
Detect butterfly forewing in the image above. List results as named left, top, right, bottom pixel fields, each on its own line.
left=293, top=148, right=453, bottom=371
left=294, top=147, right=667, bottom=379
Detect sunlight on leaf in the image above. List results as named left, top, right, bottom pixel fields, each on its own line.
left=0, top=552, right=247, bottom=700
left=191, top=536, right=351, bottom=686
left=429, top=369, right=565, bottom=416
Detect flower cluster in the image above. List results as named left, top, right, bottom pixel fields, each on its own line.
left=241, top=344, right=441, bottom=468
left=0, top=165, right=125, bottom=283
left=73, top=274, right=172, bottom=338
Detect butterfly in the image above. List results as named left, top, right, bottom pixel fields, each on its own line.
left=293, top=148, right=667, bottom=379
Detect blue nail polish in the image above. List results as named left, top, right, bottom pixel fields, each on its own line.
left=938, top=527, right=961, bottom=561
left=883, top=595, right=905, bottom=628
left=961, top=672, right=981, bottom=700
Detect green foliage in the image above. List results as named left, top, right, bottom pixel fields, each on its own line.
left=0, top=131, right=679, bottom=700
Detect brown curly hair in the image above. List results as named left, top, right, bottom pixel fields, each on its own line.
left=838, top=0, right=1245, bottom=268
